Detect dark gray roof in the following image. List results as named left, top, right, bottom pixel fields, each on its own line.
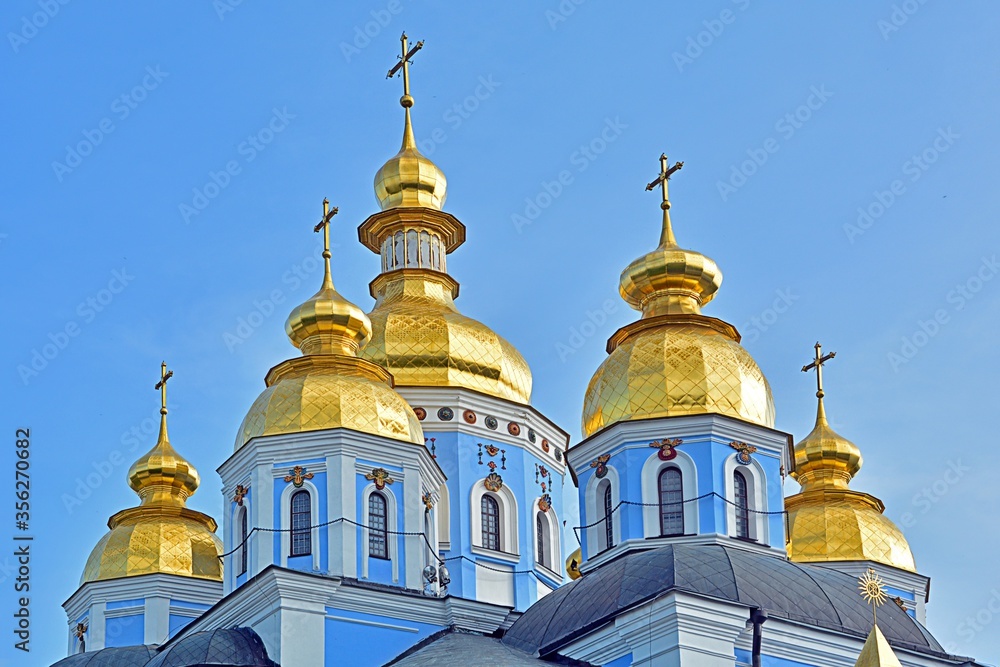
left=145, top=627, right=277, bottom=667
left=503, top=544, right=951, bottom=659
left=50, top=628, right=278, bottom=667
left=50, top=645, right=156, bottom=667
left=385, top=630, right=565, bottom=666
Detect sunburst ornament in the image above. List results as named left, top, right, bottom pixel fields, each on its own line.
left=858, top=568, right=889, bottom=625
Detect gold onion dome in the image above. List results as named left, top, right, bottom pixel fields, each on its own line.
left=357, top=34, right=531, bottom=405
left=583, top=155, right=774, bottom=437
left=82, top=364, right=222, bottom=584
left=237, top=200, right=424, bottom=449
left=786, top=346, right=915, bottom=572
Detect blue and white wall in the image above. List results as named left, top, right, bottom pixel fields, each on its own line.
left=567, top=413, right=791, bottom=568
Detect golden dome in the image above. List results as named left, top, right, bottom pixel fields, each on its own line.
left=374, top=114, right=447, bottom=211
left=82, top=364, right=222, bottom=584
left=359, top=269, right=532, bottom=405
left=583, top=318, right=774, bottom=436
left=582, top=155, right=773, bottom=437
left=236, top=355, right=424, bottom=448
left=786, top=369, right=915, bottom=573
left=237, top=209, right=424, bottom=448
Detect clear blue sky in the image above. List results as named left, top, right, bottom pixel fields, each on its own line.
left=3, top=2, right=999, bottom=664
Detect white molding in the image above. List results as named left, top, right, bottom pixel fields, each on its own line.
left=360, top=483, right=399, bottom=583
left=641, top=449, right=699, bottom=538
left=569, top=413, right=790, bottom=476
left=279, top=479, right=321, bottom=571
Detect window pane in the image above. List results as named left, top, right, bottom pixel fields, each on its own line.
left=603, top=484, right=614, bottom=550
left=658, top=468, right=684, bottom=536
left=481, top=495, right=500, bottom=551
left=735, top=471, right=750, bottom=539
left=239, top=509, right=248, bottom=575
left=291, top=490, right=311, bottom=556
left=369, top=492, right=388, bottom=559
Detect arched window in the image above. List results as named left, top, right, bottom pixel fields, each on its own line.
left=290, top=489, right=311, bottom=556
left=734, top=470, right=750, bottom=539
left=602, top=482, right=615, bottom=550
left=658, top=468, right=684, bottom=536
left=369, top=492, right=388, bottom=559
left=238, top=507, right=248, bottom=575
left=536, top=512, right=549, bottom=568
left=481, top=495, right=501, bottom=551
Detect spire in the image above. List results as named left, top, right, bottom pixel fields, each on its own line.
left=374, top=32, right=447, bottom=211
left=644, top=153, right=684, bottom=247
left=619, top=152, right=721, bottom=317
left=285, top=197, right=372, bottom=356
left=127, top=363, right=200, bottom=507
left=855, top=569, right=902, bottom=667
left=793, top=343, right=862, bottom=491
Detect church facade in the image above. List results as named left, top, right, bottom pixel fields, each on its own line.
left=53, top=35, right=983, bottom=667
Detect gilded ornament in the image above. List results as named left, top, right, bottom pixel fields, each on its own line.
left=284, top=466, right=314, bottom=488
left=233, top=484, right=248, bottom=506
left=484, top=472, right=503, bottom=492
left=729, top=441, right=757, bottom=465
left=650, top=438, right=683, bottom=461
left=484, top=444, right=500, bottom=457
left=366, top=467, right=395, bottom=490
left=590, top=454, right=611, bottom=479
left=859, top=568, right=889, bottom=625
left=421, top=491, right=434, bottom=511
left=538, top=494, right=552, bottom=513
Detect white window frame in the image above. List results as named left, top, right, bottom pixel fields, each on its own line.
left=361, top=483, right=399, bottom=582
left=470, top=478, right=519, bottom=561
left=641, top=449, right=699, bottom=539
left=279, top=479, right=321, bottom=571
left=724, top=455, right=768, bottom=544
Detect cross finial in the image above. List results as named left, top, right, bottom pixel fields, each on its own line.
left=154, top=362, right=173, bottom=416
left=387, top=32, right=424, bottom=110
left=314, top=197, right=338, bottom=260
left=858, top=568, right=888, bottom=628
left=645, top=153, right=684, bottom=247
left=801, top=341, right=836, bottom=399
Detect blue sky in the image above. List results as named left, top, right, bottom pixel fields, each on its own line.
left=3, top=1, right=1000, bottom=664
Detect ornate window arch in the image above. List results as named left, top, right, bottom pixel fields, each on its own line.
left=470, top=479, right=519, bottom=557
left=361, top=483, right=399, bottom=582
left=584, top=464, right=621, bottom=558
left=279, top=478, right=321, bottom=571
left=534, top=499, right=560, bottom=572
left=724, top=454, right=768, bottom=544
left=641, top=450, right=698, bottom=539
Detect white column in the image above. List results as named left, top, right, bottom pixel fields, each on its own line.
left=144, top=595, right=170, bottom=644
left=402, top=463, right=423, bottom=589
left=89, top=600, right=107, bottom=651
left=252, top=462, right=274, bottom=574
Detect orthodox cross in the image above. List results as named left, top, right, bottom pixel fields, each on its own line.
left=645, top=153, right=684, bottom=202
left=155, top=362, right=173, bottom=415
left=386, top=32, right=424, bottom=107
left=645, top=153, right=684, bottom=245
left=314, top=197, right=338, bottom=261
left=801, top=341, right=836, bottom=399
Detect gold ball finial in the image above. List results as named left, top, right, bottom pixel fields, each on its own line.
left=400, top=94, right=414, bottom=108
